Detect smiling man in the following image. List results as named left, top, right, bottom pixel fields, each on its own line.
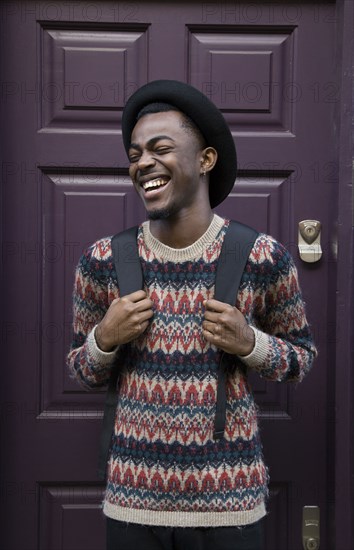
left=67, top=80, right=317, bottom=550
left=128, top=106, right=214, bottom=226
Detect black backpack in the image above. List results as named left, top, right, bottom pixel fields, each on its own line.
left=98, top=220, right=258, bottom=480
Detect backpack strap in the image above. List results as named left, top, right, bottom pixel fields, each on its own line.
left=110, top=226, right=143, bottom=295
left=97, top=226, right=140, bottom=480
left=213, top=220, right=258, bottom=439
left=98, top=220, right=258, bottom=479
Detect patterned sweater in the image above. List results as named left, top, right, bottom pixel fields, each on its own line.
left=67, top=215, right=317, bottom=528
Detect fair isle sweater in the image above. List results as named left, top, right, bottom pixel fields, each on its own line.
left=67, top=215, right=317, bottom=528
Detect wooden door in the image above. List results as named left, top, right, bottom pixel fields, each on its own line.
left=0, top=1, right=342, bottom=548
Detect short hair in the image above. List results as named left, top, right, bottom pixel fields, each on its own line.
left=136, top=102, right=206, bottom=148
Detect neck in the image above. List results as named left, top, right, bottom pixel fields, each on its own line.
left=149, top=208, right=214, bottom=248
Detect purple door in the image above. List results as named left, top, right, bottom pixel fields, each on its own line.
left=0, top=1, right=350, bottom=549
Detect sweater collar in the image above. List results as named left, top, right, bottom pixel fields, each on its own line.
left=141, top=214, right=225, bottom=262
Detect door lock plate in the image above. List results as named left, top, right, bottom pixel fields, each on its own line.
left=298, top=220, right=322, bottom=263
left=302, top=506, right=320, bottom=549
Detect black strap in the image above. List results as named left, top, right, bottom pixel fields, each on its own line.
left=97, top=226, right=140, bottom=480
left=98, top=221, right=258, bottom=479
left=213, top=221, right=258, bottom=439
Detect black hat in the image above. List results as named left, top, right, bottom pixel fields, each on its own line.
left=121, top=80, right=237, bottom=208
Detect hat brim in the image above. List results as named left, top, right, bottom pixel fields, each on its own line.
left=122, top=80, right=237, bottom=208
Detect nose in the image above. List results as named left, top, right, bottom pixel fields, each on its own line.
left=136, top=150, right=155, bottom=171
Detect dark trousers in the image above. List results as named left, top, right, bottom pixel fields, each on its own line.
left=106, top=517, right=264, bottom=550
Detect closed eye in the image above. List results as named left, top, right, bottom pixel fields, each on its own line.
left=129, top=154, right=140, bottom=163
left=129, top=147, right=171, bottom=162
left=128, top=149, right=141, bottom=162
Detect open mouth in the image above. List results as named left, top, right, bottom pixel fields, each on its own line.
left=141, top=176, right=170, bottom=192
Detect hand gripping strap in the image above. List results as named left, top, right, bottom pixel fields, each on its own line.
left=97, top=226, right=140, bottom=480
left=213, top=221, right=258, bottom=439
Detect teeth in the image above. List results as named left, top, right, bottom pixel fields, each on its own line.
left=142, top=177, right=169, bottom=191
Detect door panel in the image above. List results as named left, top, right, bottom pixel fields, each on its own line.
left=0, top=2, right=337, bottom=549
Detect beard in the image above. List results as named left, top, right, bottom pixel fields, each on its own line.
left=148, top=208, right=171, bottom=220
left=147, top=204, right=179, bottom=221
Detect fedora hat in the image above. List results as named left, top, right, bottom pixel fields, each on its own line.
left=121, top=80, right=237, bottom=208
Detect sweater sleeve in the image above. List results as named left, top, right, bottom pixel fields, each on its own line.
left=67, top=237, right=118, bottom=389
left=239, top=234, right=317, bottom=382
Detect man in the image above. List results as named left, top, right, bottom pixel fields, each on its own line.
left=67, top=80, right=317, bottom=550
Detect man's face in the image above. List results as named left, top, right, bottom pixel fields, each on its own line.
left=128, top=110, right=207, bottom=220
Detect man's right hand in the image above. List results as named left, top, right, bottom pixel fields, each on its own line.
left=95, top=290, right=154, bottom=352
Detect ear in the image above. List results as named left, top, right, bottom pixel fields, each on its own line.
left=200, top=147, right=218, bottom=174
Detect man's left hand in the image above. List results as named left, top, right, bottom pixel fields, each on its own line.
left=202, top=299, right=255, bottom=356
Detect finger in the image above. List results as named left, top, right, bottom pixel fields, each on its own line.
left=203, top=310, right=220, bottom=323
left=204, top=299, right=230, bottom=313
left=138, top=308, right=154, bottom=322
left=202, top=320, right=214, bottom=333
left=202, top=327, right=213, bottom=340
left=134, top=313, right=155, bottom=334
left=202, top=327, right=221, bottom=344
left=124, top=290, right=148, bottom=302
left=203, top=320, right=222, bottom=335
left=140, top=319, right=151, bottom=333
left=134, top=298, right=154, bottom=313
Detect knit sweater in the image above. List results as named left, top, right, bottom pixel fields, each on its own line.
left=67, top=214, right=317, bottom=528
